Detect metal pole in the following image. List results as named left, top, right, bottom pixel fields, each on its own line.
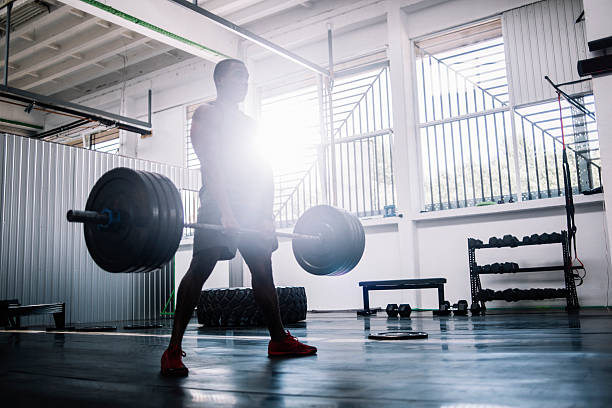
left=168, top=0, right=329, bottom=77
left=3, top=1, right=13, bottom=86
left=317, top=74, right=329, bottom=204
left=147, top=89, right=152, bottom=126
left=327, top=24, right=338, bottom=206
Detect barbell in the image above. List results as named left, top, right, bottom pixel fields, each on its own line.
left=66, top=167, right=365, bottom=276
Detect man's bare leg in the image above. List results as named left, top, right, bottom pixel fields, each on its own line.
left=242, top=251, right=286, bottom=341
left=169, top=249, right=220, bottom=348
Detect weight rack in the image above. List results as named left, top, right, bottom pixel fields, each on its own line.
left=468, top=231, right=580, bottom=313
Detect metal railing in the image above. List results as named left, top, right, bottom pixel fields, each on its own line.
left=417, top=38, right=516, bottom=211
left=273, top=65, right=396, bottom=226
left=416, top=36, right=600, bottom=212
left=515, top=95, right=600, bottom=200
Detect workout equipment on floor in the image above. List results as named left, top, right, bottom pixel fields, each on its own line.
left=385, top=303, right=399, bottom=317
left=398, top=303, right=412, bottom=318
left=468, top=230, right=580, bottom=312
left=1, top=300, right=66, bottom=330
left=197, top=287, right=307, bottom=327
left=368, top=331, right=428, bottom=340
left=453, top=300, right=469, bottom=316
left=358, top=279, right=446, bottom=316
left=433, top=300, right=451, bottom=316
left=67, top=167, right=365, bottom=276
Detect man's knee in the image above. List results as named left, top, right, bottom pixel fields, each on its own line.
left=244, top=252, right=273, bottom=281
left=188, top=248, right=221, bottom=277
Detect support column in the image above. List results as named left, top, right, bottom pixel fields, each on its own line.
left=583, top=0, right=612, bottom=305
left=387, top=1, right=423, bottom=305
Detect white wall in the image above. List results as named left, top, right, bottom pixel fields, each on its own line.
left=247, top=197, right=609, bottom=311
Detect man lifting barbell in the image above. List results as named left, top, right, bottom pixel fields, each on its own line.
left=67, top=60, right=366, bottom=376
left=162, top=59, right=316, bottom=376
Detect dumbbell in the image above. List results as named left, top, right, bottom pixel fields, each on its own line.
left=468, top=238, right=484, bottom=249
left=550, top=232, right=562, bottom=243
left=530, top=233, right=541, bottom=244
left=398, top=304, right=412, bottom=318
left=502, top=234, right=520, bottom=247
left=386, top=303, right=399, bottom=318
left=488, top=237, right=501, bottom=247
left=540, top=233, right=550, bottom=244
left=491, top=263, right=501, bottom=273
left=453, top=300, right=469, bottom=316
left=433, top=300, right=452, bottom=316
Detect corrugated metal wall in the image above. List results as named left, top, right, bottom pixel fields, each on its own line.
left=503, top=0, right=590, bottom=106
left=0, top=133, right=200, bottom=326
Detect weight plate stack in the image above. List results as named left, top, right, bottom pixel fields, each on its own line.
left=292, top=205, right=363, bottom=276
left=153, top=172, right=184, bottom=268
left=84, top=167, right=159, bottom=273
left=139, top=171, right=171, bottom=270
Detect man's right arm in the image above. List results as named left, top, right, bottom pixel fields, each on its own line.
left=190, top=106, right=239, bottom=230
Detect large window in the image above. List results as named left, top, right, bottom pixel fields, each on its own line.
left=416, top=19, right=515, bottom=211
left=415, top=14, right=598, bottom=212
left=261, top=65, right=395, bottom=225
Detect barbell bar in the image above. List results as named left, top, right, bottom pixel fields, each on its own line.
left=67, top=211, right=321, bottom=242
left=67, top=167, right=365, bottom=276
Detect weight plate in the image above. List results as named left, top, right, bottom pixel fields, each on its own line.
left=349, top=212, right=365, bottom=272
left=368, top=331, right=428, bottom=340
left=292, top=205, right=354, bottom=276
left=152, top=173, right=184, bottom=267
left=84, top=167, right=159, bottom=273
left=140, top=171, right=171, bottom=270
left=131, top=170, right=163, bottom=272
left=336, top=211, right=365, bottom=275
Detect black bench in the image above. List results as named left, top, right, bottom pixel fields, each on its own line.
left=0, top=300, right=66, bottom=329
left=358, top=278, right=447, bottom=313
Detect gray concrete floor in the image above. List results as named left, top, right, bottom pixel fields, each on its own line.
left=1, top=310, right=612, bottom=407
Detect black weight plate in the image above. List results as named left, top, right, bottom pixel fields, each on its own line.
left=151, top=172, right=183, bottom=267
left=131, top=170, right=163, bottom=272
left=368, top=331, right=428, bottom=340
left=156, top=173, right=184, bottom=266
left=333, top=211, right=359, bottom=275
left=140, top=171, right=171, bottom=270
left=329, top=208, right=363, bottom=275
left=148, top=172, right=176, bottom=268
left=292, top=205, right=353, bottom=276
left=338, top=211, right=365, bottom=275
left=84, top=167, right=159, bottom=273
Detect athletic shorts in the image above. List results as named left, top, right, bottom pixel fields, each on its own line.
left=192, top=188, right=279, bottom=260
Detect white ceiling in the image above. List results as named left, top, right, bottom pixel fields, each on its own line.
left=0, top=0, right=316, bottom=101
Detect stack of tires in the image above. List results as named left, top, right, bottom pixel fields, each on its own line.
left=197, top=286, right=307, bottom=327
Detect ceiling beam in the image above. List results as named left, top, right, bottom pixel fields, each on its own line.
left=13, top=34, right=151, bottom=90
left=203, top=0, right=265, bottom=16
left=0, top=4, right=72, bottom=43
left=226, top=0, right=311, bottom=25
left=0, top=14, right=100, bottom=69
left=58, top=0, right=240, bottom=62
left=168, top=0, right=328, bottom=76
left=34, top=43, right=175, bottom=95
left=247, top=0, right=387, bottom=61
left=8, top=23, right=128, bottom=83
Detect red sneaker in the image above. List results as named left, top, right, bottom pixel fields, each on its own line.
left=268, top=331, right=317, bottom=357
left=161, top=345, right=188, bottom=377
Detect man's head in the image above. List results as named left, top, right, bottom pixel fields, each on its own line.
left=214, top=59, right=249, bottom=103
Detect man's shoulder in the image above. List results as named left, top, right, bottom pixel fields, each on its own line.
left=193, top=102, right=219, bottom=121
